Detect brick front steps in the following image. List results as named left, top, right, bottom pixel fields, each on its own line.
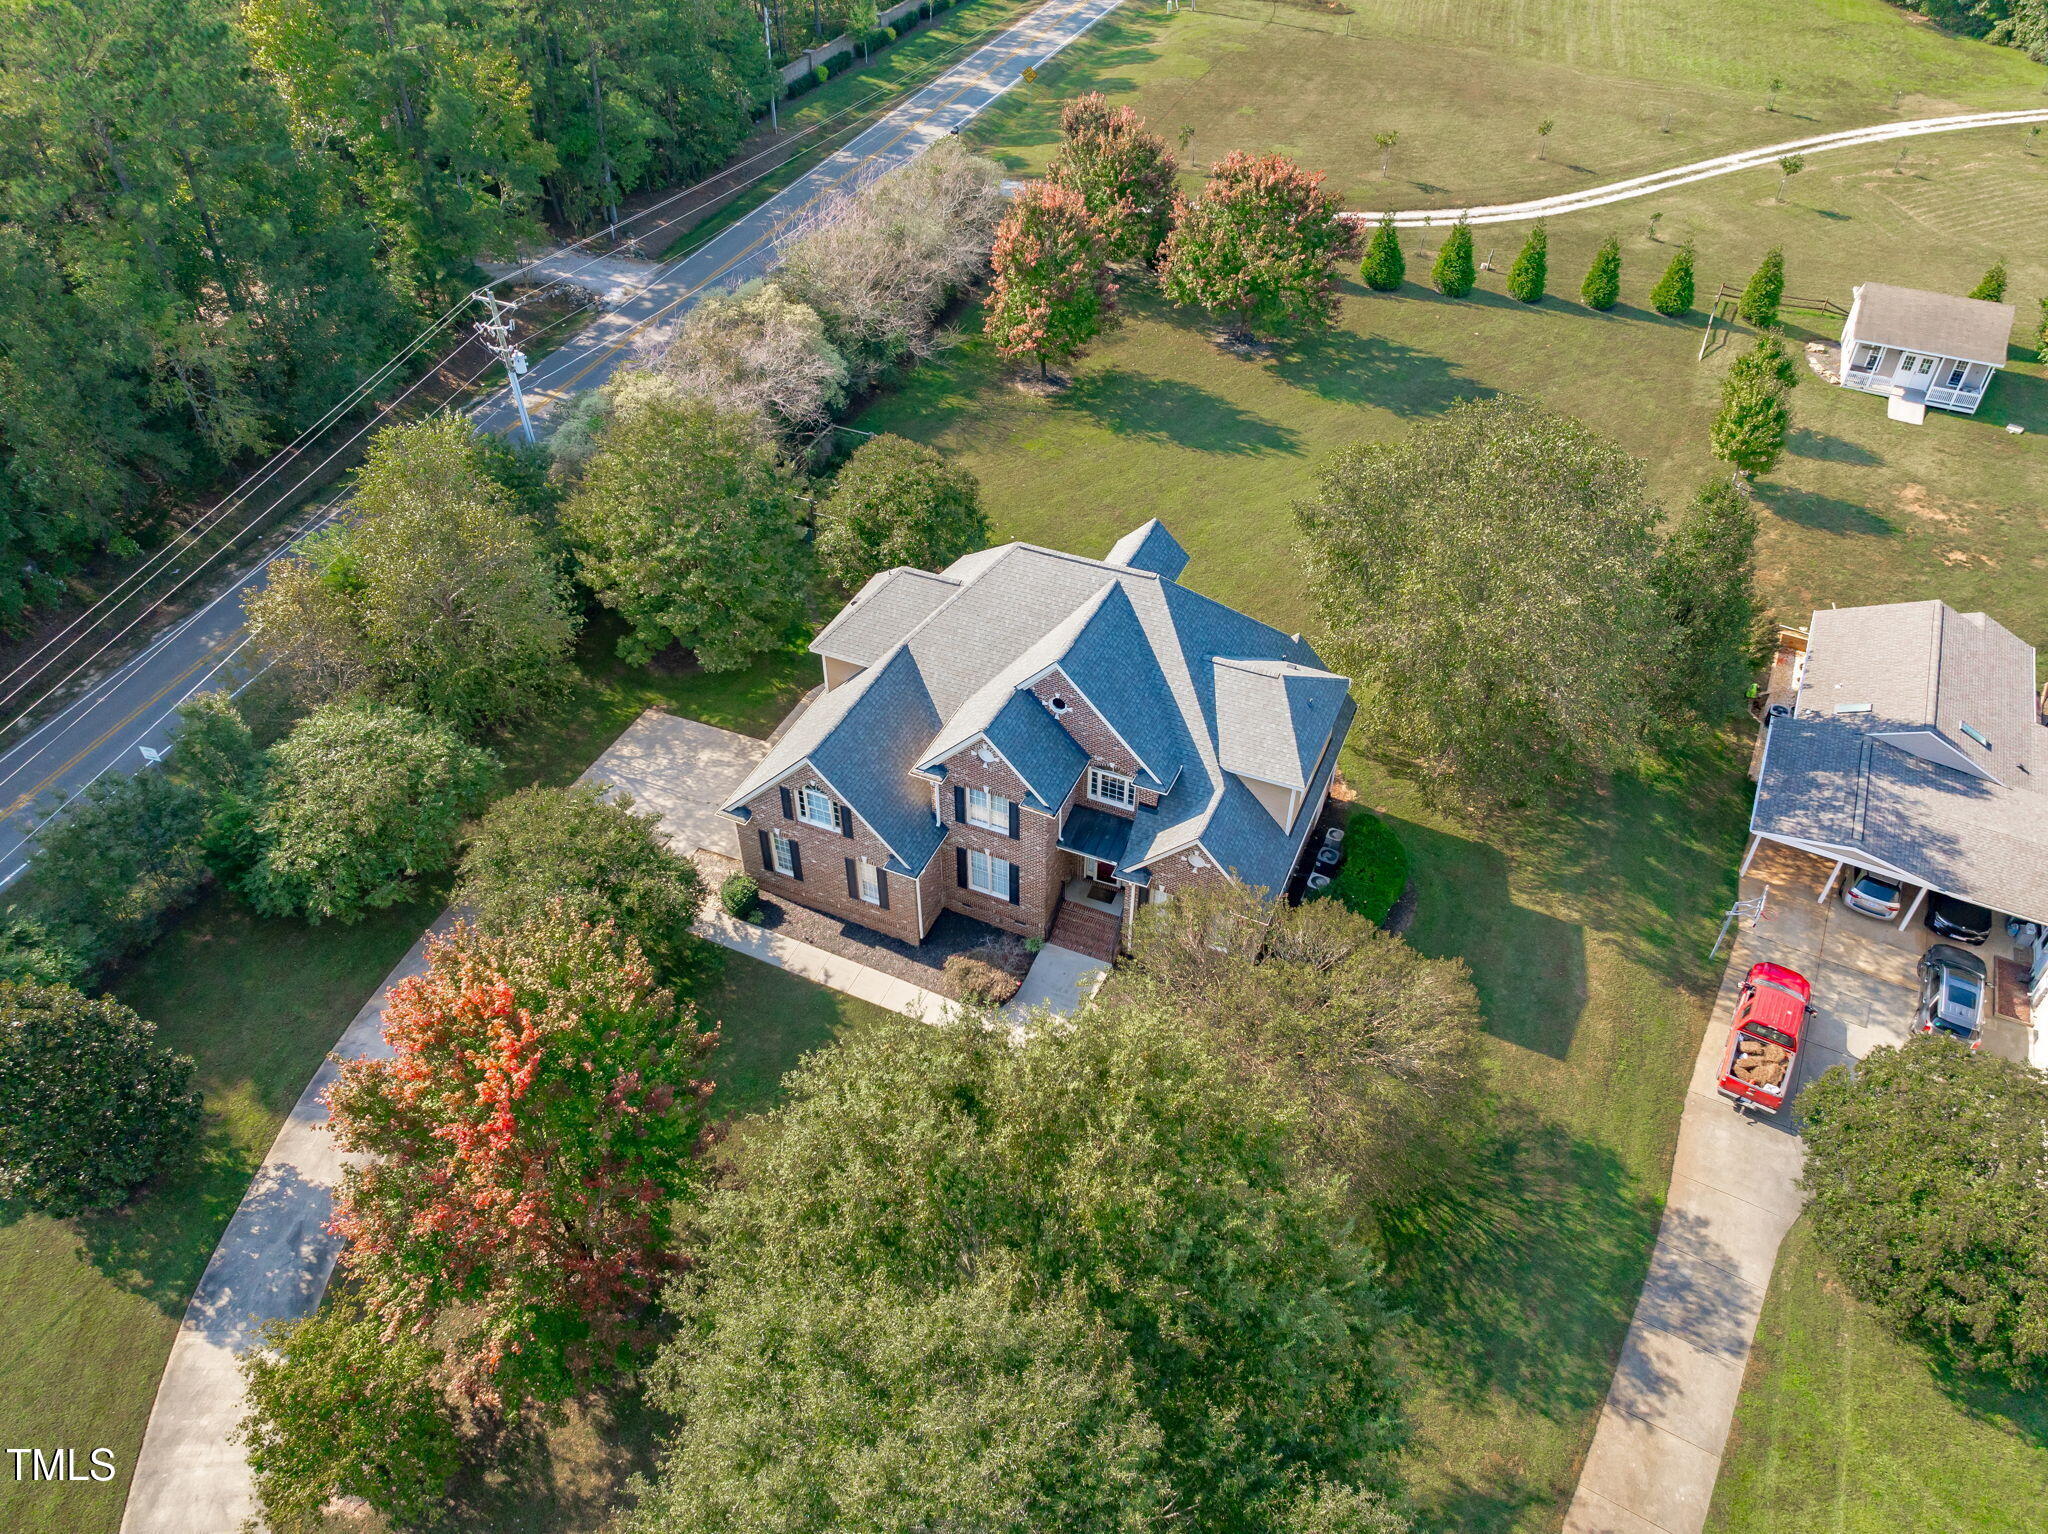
left=1049, top=899, right=1120, bottom=962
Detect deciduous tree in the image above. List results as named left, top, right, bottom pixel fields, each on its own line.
left=1298, top=395, right=1669, bottom=805
left=1649, top=242, right=1695, bottom=316
left=244, top=701, right=499, bottom=922
left=238, top=1294, right=460, bottom=1534
left=1652, top=480, right=1760, bottom=722
left=328, top=911, right=716, bottom=1405
left=986, top=182, right=1118, bottom=379
left=245, top=418, right=580, bottom=733
left=656, top=281, right=849, bottom=434
left=563, top=385, right=808, bottom=670
left=1800, top=1039, right=2048, bottom=1389
left=0, top=982, right=199, bottom=1215
left=815, top=434, right=987, bottom=592
left=1506, top=221, right=1548, bottom=303
left=1360, top=213, right=1405, bottom=292
left=1580, top=233, right=1621, bottom=310
left=1045, top=92, right=1179, bottom=267
left=1159, top=151, right=1349, bottom=340
left=1430, top=215, right=1476, bottom=297
left=455, top=784, right=705, bottom=980
left=629, top=1004, right=1405, bottom=1533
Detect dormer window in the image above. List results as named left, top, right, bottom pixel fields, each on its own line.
left=797, top=785, right=838, bottom=829
left=1088, top=767, right=1134, bottom=808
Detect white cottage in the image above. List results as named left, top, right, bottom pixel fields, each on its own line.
left=1838, top=281, right=2014, bottom=423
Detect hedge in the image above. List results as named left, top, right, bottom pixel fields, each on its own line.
left=1313, top=808, right=1410, bottom=925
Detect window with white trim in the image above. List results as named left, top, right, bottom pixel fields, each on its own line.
left=1087, top=767, right=1135, bottom=808
left=770, top=832, right=797, bottom=877
left=965, top=785, right=1011, bottom=830
left=966, top=847, right=1012, bottom=897
left=857, top=858, right=881, bottom=904
left=797, top=785, right=837, bottom=829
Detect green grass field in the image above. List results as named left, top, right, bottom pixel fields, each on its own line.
left=846, top=1, right=2048, bottom=1525
left=0, top=634, right=840, bottom=1534
left=1707, top=1218, right=2048, bottom=1533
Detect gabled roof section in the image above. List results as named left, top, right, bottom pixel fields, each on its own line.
left=1104, top=518, right=1189, bottom=581
left=1034, top=581, right=1190, bottom=791
left=1213, top=657, right=1352, bottom=791
left=722, top=646, right=945, bottom=876
left=809, top=567, right=961, bottom=667
left=1850, top=283, right=2016, bottom=367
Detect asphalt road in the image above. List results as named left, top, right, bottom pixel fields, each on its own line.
left=0, top=0, right=1125, bottom=889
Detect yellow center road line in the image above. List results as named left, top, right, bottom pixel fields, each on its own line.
left=519, top=1, right=1083, bottom=405
left=0, top=635, right=243, bottom=821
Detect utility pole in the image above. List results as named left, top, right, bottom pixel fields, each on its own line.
left=762, top=5, right=780, bottom=131
left=472, top=288, right=535, bottom=444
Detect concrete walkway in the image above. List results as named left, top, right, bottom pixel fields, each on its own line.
left=119, top=916, right=451, bottom=1534
left=1005, top=942, right=1110, bottom=1019
left=694, top=908, right=959, bottom=1021
left=1563, top=846, right=1925, bottom=1534
left=1352, top=108, right=2048, bottom=228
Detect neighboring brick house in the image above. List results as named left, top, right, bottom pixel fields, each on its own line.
left=720, top=520, right=1355, bottom=961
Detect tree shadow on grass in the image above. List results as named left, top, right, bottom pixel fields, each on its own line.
left=1383, top=1107, right=1662, bottom=1532
left=1377, top=811, right=1589, bottom=1060
left=1056, top=368, right=1300, bottom=454
left=452, top=1384, right=665, bottom=1533
left=1269, top=329, right=1493, bottom=416
left=1753, top=483, right=1896, bottom=537
left=1786, top=427, right=1881, bottom=466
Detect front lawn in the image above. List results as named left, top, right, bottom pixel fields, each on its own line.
left=1707, top=1217, right=2048, bottom=1533
left=0, top=633, right=815, bottom=1534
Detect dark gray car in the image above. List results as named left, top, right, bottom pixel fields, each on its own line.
left=1915, top=943, right=1989, bottom=1050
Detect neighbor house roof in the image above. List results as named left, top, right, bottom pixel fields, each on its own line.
left=722, top=525, right=1354, bottom=896
left=1751, top=600, right=2048, bottom=921
left=1849, top=282, right=2016, bottom=367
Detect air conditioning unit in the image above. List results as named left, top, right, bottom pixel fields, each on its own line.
left=1315, top=845, right=1342, bottom=870
left=1306, top=873, right=1332, bottom=892
left=1323, top=826, right=1344, bottom=844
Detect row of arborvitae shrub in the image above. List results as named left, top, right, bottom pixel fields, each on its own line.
left=783, top=0, right=965, bottom=102
left=1359, top=212, right=1707, bottom=316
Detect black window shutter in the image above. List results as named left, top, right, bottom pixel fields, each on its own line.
left=953, top=785, right=966, bottom=824
left=876, top=871, right=890, bottom=910
left=779, top=786, right=793, bottom=820
left=956, top=847, right=968, bottom=888
left=757, top=829, right=771, bottom=870
left=788, top=840, right=803, bottom=881
left=844, top=857, right=857, bottom=898
left=838, top=802, right=853, bottom=839
left=1007, top=800, right=1020, bottom=838
left=1007, top=860, right=1021, bottom=904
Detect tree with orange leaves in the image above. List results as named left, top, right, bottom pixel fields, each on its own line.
left=1046, top=92, right=1179, bottom=267
left=326, top=904, right=715, bottom=1407
left=985, top=181, right=1117, bottom=382
left=1158, top=151, right=1348, bottom=342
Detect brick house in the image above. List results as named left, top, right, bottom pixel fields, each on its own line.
left=720, top=520, right=1355, bottom=960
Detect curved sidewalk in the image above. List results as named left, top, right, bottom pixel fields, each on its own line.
left=1347, top=108, right=2048, bottom=227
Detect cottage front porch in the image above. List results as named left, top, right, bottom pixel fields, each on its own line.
left=1841, top=340, right=1993, bottom=416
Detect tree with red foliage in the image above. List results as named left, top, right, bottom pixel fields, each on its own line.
left=326, top=906, right=715, bottom=1407
left=985, top=181, right=1118, bottom=381
left=1158, top=151, right=1349, bottom=341
left=1045, top=92, right=1179, bottom=268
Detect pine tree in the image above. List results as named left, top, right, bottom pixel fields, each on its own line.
left=1653, top=480, right=1760, bottom=721
left=1581, top=234, right=1621, bottom=311
left=2038, top=297, right=2048, bottom=361
left=1737, top=248, right=1786, bottom=328
left=1967, top=260, right=2008, bottom=303
left=1360, top=214, right=1405, bottom=292
left=985, top=182, right=1117, bottom=379
left=1506, top=222, right=1548, bottom=303
left=1649, top=243, right=1696, bottom=317
left=1431, top=216, right=1476, bottom=298
left=1730, top=332, right=1801, bottom=394
left=1711, top=375, right=1790, bottom=478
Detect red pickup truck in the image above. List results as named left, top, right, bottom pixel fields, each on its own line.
left=1716, top=961, right=1814, bottom=1114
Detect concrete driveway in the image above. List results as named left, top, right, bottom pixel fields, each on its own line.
left=1564, top=842, right=1959, bottom=1534
left=578, top=710, right=766, bottom=859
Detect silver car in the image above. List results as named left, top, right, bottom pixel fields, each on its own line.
left=1915, top=944, right=1988, bottom=1050
left=1842, top=870, right=1903, bottom=920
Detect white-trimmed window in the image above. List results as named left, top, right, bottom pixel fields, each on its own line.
left=857, top=858, right=881, bottom=904
left=770, top=832, right=797, bottom=877
left=967, top=847, right=1012, bottom=897
left=1088, top=767, right=1135, bottom=808
left=797, top=785, right=837, bottom=829
left=965, top=785, right=1011, bottom=830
